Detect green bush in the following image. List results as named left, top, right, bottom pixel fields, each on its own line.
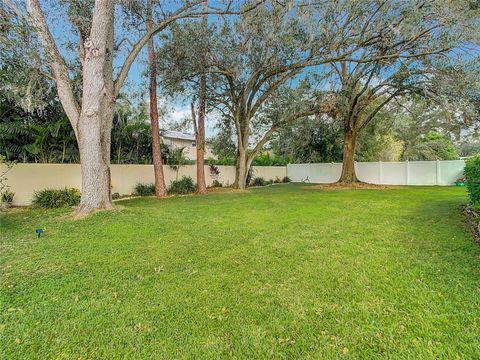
left=210, top=180, right=223, bottom=188
left=1, top=189, right=15, bottom=203
left=112, top=192, right=121, bottom=200
left=208, top=156, right=235, bottom=166
left=282, top=176, right=292, bottom=183
left=249, top=177, right=273, bottom=187
left=465, top=154, right=480, bottom=208
left=252, top=151, right=288, bottom=166
left=33, top=188, right=81, bottom=208
left=134, top=183, right=155, bottom=196
left=168, top=176, right=196, bottom=194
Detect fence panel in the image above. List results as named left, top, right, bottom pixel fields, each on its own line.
left=309, top=163, right=342, bottom=183
left=438, top=161, right=465, bottom=185
left=356, top=162, right=380, bottom=184
left=287, top=160, right=465, bottom=186
left=286, top=164, right=310, bottom=182
left=408, top=161, right=437, bottom=185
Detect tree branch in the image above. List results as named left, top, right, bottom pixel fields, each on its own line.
left=26, top=0, right=80, bottom=139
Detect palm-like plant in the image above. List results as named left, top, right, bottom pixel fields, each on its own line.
left=168, top=147, right=188, bottom=180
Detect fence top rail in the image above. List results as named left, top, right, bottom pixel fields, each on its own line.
left=288, top=160, right=465, bottom=166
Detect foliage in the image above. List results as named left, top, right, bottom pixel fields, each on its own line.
left=134, top=183, right=155, bottom=197
left=111, top=95, right=171, bottom=165
left=282, top=176, right=291, bottom=183
left=403, top=131, right=459, bottom=161
left=111, top=192, right=121, bottom=200
left=208, top=163, right=221, bottom=187
left=32, top=188, right=81, bottom=208
left=167, top=147, right=189, bottom=180
left=0, top=97, right=79, bottom=163
left=209, top=163, right=220, bottom=178
left=251, top=151, right=288, bottom=166
left=0, top=154, right=15, bottom=195
left=210, top=180, right=223, bottom=188
left=357, top=111, right=404, bottom=162
left=249, top=177, right=273, bottom=187
left=1, top=189, right=14, bottom=203
left=168, top=176, right=196, bottom=194
left=0, top=94, right=174, bottom=165
left=0, top=2, right=51, bottom=111
left=272, top=116, right=343, bottom=163
left=208, top=122, right=237, bottom=161
left=459, top=141, right=480, bottom=158
left=464, top=154, right=480, bottom=207
left=208, top=156, right=235, bottom=166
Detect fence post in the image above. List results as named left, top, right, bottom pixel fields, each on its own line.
left=379, top=161, right=383, bottom=185
left=405, top=160, right=410, bottom=185
left=436, top=160, right=441, bottom=185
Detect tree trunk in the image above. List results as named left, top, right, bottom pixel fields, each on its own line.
left=196, top=97, right=207, bottom=193
left=234, top=147, right=249, bottom=190
left=76, top=110, right=115, bottom=214
left=147, top=0, right=167, bottom=197
left=75, top=0, right=116, bottom=216
left=339, top=128, right=358, bottom=183
left=195, top=0, right=208, bottom=194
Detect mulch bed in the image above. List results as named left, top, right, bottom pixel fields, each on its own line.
left=462, top=205, right=480, bottom=243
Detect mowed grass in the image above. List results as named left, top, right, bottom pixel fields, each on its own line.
left=1, top=184, right=480, bottom=359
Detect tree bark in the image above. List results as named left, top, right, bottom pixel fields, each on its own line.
left=147, top=0, right=167, bottom=197
left=234, top=147, right=249, bottom=190
left=195, top=0, right=208, bottom=194
left=339, top=127, right=358, bottom=183
left=75, top=0, right=116, bottom=215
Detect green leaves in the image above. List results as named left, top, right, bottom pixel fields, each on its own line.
left=464, top=154, right=480, bottom=206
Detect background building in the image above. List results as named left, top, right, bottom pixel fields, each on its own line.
left=161, top=130, right=216, bottom=160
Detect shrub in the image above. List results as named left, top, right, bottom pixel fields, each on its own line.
left=33, top=188, right=81, bottom=208
left=1, top=189, right=14, bottom=203
left=209, top=156, right=235, bottom=166
left=282, top=176, right=292, bottom=183
left=209, top=164, right=220, bottom=181
left=252, top=151, right=288, bottom=166
left=273, top=177, right=282, bottom=184
left=249, top=177, right=273, bottom=187
left=112, top=192, right=121, bottom=200
left=465, top=154, right=480, bottom=207
left=0, top=154, right=15, bottom=197
left=168, top=176, right=196, bottom=194
left=134, top=183, right=155, bottom=196
left=210, top=180, right=223, bottom=188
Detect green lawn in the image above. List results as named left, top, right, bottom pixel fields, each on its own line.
left=1, top=184, right=479, bottom=359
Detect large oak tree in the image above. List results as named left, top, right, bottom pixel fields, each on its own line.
left=317, top=0, right=480, bottom=182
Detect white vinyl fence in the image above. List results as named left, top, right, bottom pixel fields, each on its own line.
left=1, top=161, right=465, bottom=206
left=287, top=160, right=465, bottom=186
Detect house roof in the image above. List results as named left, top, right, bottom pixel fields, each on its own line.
left=160, top=130, right=195, bottom=141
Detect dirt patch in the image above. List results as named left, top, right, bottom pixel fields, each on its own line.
left=304, top=183, right=395, bottom=191
left=462, top=205, right=480, bottom=244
